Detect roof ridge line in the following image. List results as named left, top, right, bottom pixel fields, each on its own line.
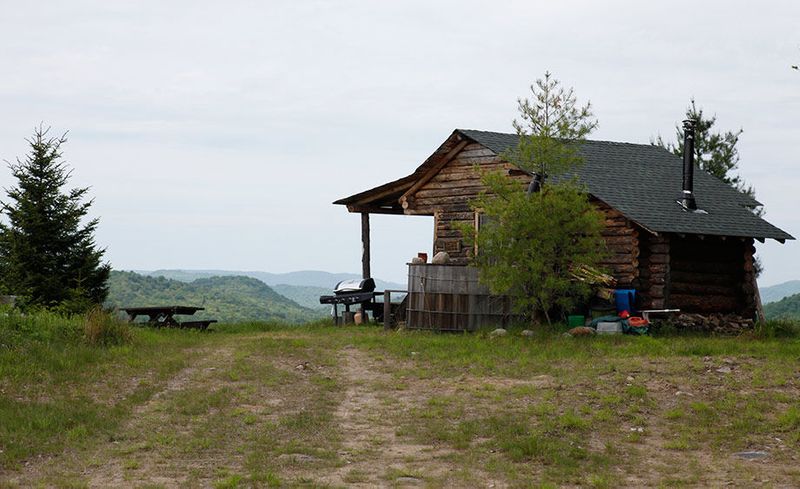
left=455, top=128, right=660, bottom=148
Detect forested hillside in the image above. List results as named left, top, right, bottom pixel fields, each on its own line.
left=143, top=269, right=405, bottom=290
left=764, top=293, right=800, bottom=320
left=106, top=271, right=322, bottom=323
left=271, top=284, right=330, bottom=311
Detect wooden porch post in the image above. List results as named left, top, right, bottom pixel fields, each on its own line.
left=361, top=212, right=370, bottom=279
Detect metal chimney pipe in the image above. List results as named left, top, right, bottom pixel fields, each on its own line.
left=680, top=119, right=697, bottom=210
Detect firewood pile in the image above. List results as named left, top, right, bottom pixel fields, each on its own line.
left=671, top=313, right=755, bottom=335
left=569, top=264, right=617, bottom=287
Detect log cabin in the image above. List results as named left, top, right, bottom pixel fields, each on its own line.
left=334, top=127, right=793, bottom=327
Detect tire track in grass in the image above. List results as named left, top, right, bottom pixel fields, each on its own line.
left=320, top=345, right=458, bottom=488
left=85, top=344, right=240, bottom=488
left=5, top=339, right=246, bottom=488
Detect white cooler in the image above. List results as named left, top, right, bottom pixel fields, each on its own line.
left=596, top=321, right=623, bottom=334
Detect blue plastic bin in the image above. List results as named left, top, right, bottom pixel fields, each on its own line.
left=614, top=289, right=636, bottom=314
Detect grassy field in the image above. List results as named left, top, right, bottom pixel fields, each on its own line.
left=1, top=314, right=800, bottom=488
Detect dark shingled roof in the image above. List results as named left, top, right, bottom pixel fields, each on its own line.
left=334, top=128, right=793, bottom=242
left=458, top=129, right=792, bottom=241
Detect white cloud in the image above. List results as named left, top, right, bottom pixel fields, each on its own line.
left=0, top=0, right=797, bottom=285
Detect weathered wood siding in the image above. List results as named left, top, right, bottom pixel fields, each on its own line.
left=409, top=143, right=514, bottom=263
left=409, top=143, right=642, bottom=286
left=667, top=236, right=750, bottom=315
left=405, top=141, right=754, bottom=318
left=406, top=264, right=517, bottom=331
left=596, top=201, right=640, bottom=288
left=637, top=234, right=670, bottom=309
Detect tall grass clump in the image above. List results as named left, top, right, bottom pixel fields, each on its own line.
left=83, top=307, right=132, bottom=346
left=0, top=306, right=132, bottom=350
left=751, top=318, right=800, bottom=339
left=0, top=306, right=83, bottom=349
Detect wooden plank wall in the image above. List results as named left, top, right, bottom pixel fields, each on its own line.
left=406, top=264, right=517, bottom=331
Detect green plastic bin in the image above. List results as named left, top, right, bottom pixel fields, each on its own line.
left=567, top=315, right=585, bottom=327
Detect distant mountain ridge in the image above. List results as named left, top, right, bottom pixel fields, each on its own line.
left=138, top=269, right=405, bottom=290
left=271, top=284, right=331, bottom=311
left=763, top=292, right=800, bottom=320
left=760, top=280, right=800, bottom=304
left=107, top=271, right=323, bottom=323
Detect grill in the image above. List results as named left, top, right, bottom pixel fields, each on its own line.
left=319, top=278, right=383, bottom=324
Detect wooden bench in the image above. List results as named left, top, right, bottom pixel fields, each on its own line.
left=178, top=320, right=218, bottom=330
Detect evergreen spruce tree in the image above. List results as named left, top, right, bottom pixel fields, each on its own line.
left=0, top=127, right=110, bottom=312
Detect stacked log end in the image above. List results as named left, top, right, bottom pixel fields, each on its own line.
left=668, top=236, right=749, bottom=315
left=741, top=238, right=758, bottom=319
left=638, top=234, right=670, bottom=309
left=597, top=203, right=639, bottom=288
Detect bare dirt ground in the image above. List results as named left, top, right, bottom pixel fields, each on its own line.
left=319, top=346, right=466, bottom=488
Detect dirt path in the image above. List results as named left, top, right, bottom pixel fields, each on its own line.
left=319, top=346, right=491, bottom=488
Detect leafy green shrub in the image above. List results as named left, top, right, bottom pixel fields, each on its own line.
left=83, top=308, right=132, bottom=346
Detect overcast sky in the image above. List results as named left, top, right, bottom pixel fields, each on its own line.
left=0, top=0, right=797, bottom=285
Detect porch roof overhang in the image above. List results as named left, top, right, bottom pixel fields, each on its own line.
left=332, top=174, right=415, bottom=215
left=333, top=130, right=468, bottom=216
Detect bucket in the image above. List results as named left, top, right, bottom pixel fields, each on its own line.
left=614, top=289, right=636, bottom=314
left=567, top=315, right=585, bottom=327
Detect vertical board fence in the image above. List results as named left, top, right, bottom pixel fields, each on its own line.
left=406, top=264, right=516, bottom=331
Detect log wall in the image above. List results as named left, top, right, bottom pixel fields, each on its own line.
left=411, top=143, right=516, bottom=263
left=667, top=236, right=749, bottom=315
left=637, top=234, right=670, bottom=309
left=412, top=143, right=642, bottom=286
left=405, top=141, right=754, bottom=318
left=596, top=202, right=639, bottom=288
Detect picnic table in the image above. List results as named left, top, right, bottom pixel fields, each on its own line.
left=121, top=306, right=217, bottom=330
